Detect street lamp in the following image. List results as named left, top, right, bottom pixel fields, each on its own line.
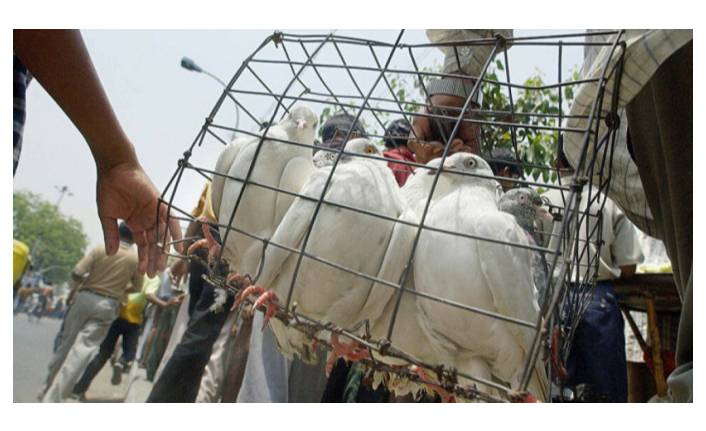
left=181, top=56, right=240, bottom=139
left=54, top=185, right=72, bottom=210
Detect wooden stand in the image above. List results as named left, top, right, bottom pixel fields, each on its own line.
left=614, top=274, right=680, bottom=401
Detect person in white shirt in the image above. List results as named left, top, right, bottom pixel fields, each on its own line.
left=541, top=149, right=644, bottom=402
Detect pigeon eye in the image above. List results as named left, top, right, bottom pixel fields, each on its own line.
left=366, top=146, right=375, bottom=154
left=465, top=159, right=475, bottom=168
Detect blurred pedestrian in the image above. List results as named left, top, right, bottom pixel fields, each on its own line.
left=72, top=274, right=174, bottom=399
left=39, top=222, right=143, bottom=402
left=542, top=149, right=645, bottom=402
left=140, top=268, right=185, bottom=381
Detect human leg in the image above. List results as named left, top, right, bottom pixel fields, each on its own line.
left=41, top=292, right=118, bottom=402
left=72, top=318, right=122, bottom=395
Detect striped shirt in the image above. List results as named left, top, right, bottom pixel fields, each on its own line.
left=425, top=29, right=693, bottom=238
left=563, top=30, right=692, bottom=237
left=13, top=54, right=31, bottom=176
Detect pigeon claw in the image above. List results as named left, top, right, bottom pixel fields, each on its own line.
left=187, top=238, right=210, bottom=255
left=226, top=272, right=252, bottom=289
left=551, top=327, right=568, bottom=380
left=325, top=333, right=371, bottom=376
left=411, top=365, right=456, bottom=403
left=234, top=285, right=263, bottom=308
left=187, top=219, right=222, bottom=263
left=253, top=290, right=280, bottom=330
left=227, top=273, right=253, bottom=310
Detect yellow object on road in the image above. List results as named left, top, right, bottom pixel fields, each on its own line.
left=13, top=239, right=30, bottom=287
left=119, top=275, right=160, bottom=325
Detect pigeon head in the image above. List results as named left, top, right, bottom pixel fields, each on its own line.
left=342, top=138, right=381, bottom=160
left=439, top=153, right=497, bottom=190
left=282, top=105, right=319, bottom=144
left=498, top=188, right=553, bottom=232
left=423, top=157, right=445, bottom=175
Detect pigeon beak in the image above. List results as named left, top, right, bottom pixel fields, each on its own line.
left=536, top=206, right=553, bottom=222
left=297, top=119, right=307, bottom=129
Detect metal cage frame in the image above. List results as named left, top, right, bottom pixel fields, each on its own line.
left=157, top=29, right=626, bottom=402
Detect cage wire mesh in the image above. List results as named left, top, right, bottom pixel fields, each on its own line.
left=158, top=30, right=626, bottom=402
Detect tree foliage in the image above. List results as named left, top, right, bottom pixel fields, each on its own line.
left=481, top=60, right=579, bottom=182
left=13, top=191, right=88, bottom=284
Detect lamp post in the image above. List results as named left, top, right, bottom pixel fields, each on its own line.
left=54, top=185, right=72, bottom=210
left=181, top=56, right=240, bottom=139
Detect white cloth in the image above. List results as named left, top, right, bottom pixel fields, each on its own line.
left=563, top=30, right=692, bottom=237
left=236, top=311, right=291, bottom=403
left=153, top=291, right=190, bottom=383
left=542, top=179, right=644, bottom=282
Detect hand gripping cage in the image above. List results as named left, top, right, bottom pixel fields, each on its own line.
left=158, top=30, right=627, bottom=402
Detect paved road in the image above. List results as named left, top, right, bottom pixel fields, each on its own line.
left=13, top=314, right=62, bottom=402
left=13, top=314, right=146, bottom=402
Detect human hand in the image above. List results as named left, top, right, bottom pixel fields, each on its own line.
left=409, top=112, right=476, bottom=165
left=408, top=112, right=443, bottom=165
left=96, top=161, right=183, bottom=277
left=167, top=294, right=185, bottom=307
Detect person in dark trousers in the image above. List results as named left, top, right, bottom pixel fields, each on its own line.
left=72, top=274, right=172, bottom=398
left=146, top=185, right=234, bottom=403
left=72, top=318, right=141, bottom=397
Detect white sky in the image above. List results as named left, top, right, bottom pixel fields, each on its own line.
left=13, top=29, right=584, bottom=250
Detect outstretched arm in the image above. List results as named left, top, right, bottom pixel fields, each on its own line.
left=14, top=30, right=182, bottom=276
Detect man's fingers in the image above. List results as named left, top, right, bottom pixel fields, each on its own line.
left=146, top=226, right=159, bottom=278
left=132, top=230, right=149, bottom=275
left=168, top=214, right=184, bottom=254
left=154, top=209, right=175, bottom=274
left=99, top=217, right=120, bottom=256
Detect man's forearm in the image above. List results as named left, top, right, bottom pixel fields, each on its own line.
left=13, top=30, right=138, bottom=171
left=146, top=294, right=168, bottom=308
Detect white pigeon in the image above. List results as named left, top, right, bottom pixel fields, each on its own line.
left=211, top=135, right=253, bottom=218
left=399, top=157, right=454, bottom=217
left=412, top=153, right=549, bottom=401
left=244, top=138, right=406, bottom=363
left=215, top=105, right=318, bottom=277
left=360, top=155, right=470, bottom=400
left=361, top=205, right=458, bottom=400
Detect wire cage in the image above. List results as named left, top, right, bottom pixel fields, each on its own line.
left=158, top=30, right=626, bottom=402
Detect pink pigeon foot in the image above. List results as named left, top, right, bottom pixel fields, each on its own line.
left=226, top=272, right=253, bottom=310
left=186, top=217, right=221, bottom=262
left=325, top=333, right=371, bottom=376
left=253, top=290, right=279, bottom=329
left=411, top=365, right=456, bottom=403
left=235, top=285, right=265, bottom=309
left=234, top=285, right=279, bottom=329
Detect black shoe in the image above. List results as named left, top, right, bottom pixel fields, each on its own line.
left=111, top=363, right=123, bottom=385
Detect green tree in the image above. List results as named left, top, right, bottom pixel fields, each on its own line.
left=13, top=191, right=88, bottom=283
left=481, top=59, right=579, bottom=182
